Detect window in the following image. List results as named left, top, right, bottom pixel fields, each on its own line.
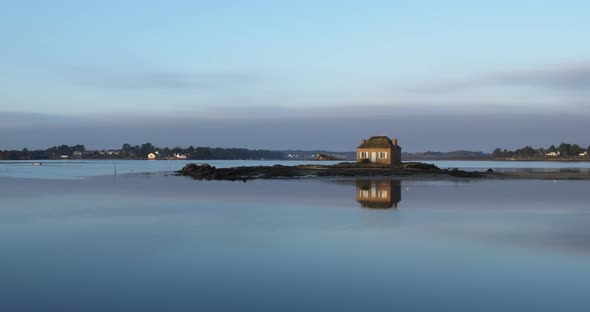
left=359, top=151, right=369, bottom=159
left=359, top=189, right=369, bottom=198
left=378, top=152, right=388, bottom=159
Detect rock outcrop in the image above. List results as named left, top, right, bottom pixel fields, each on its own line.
left=314, top=153, right=339, bottom=161
left=177, top=162, right=486, bottom=181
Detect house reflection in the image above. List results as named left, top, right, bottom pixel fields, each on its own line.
left=356, top=180, right=401, bottom=209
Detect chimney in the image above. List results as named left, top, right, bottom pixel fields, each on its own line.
left=361, top=139, right=367, bottom=144
left=392, top=138, right=398, bottom=146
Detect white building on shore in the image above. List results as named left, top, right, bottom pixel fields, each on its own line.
left=174, top=153, right=187, bottom=159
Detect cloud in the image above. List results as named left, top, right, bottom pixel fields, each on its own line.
left=490, top=62, right=590, bottom=90
left=61, top=66, right=259, bottom=91
left=409, top=61, right=590, bottom=94
left=1, top=110, right=589, bottom=152
left=0, top=112, right=84, bottom=129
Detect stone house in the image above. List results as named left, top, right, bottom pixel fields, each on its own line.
left=356, top=136, right=402, bottom=165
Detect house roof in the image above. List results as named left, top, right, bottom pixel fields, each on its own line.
left=357, top=136, right=399, bottom=149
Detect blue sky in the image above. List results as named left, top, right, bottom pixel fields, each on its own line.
left=1, top=1, right=590, bottom=150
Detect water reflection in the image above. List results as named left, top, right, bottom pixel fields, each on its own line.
left=3, top=174, right=590, bottom=311
left=355, top=179, right=401, bottom=209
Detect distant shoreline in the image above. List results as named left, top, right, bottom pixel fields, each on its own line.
left=485, top=158, right=590, bottom=162
left=3, top=158, right=590, bottom=163
left=37, top=157, right=584, bottom=162
left=407, top=158, right=590, bottom=162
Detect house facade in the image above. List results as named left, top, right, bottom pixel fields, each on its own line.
left=356, top=136, right=402, bottom=165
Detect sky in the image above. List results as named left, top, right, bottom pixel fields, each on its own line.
left=1, top=0, right=590, bottom=151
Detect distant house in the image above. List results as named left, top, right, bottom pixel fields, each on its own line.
left=173, top=153, right=187, bottom=159
left=356, top=136, right=401, bottom=165
left=580, top=151, right=588, bottom=157
left=147, top=153, right=157, bottom=160
left=60, top=155, right=69, bottom=159
left=545, top=151, right=560, bottom=157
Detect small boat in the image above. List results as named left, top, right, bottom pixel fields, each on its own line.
left=31, top=162, right=42, bottom=166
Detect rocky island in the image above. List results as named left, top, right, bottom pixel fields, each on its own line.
left=177, top=136, right=489, bottom=181
left=176, top=137, right=590, bottom=181
left=177, top=162, right=488, bottom=181
left=177, top=162, right=590, bottom=181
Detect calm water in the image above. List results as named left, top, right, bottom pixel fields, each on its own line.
left=2, top=159, right=590, bottom=179
left=429, top=160, right=590, bottom=172
left=0, top=159, right=343, bottom=179
left=1, top=163, right=590, bottom=311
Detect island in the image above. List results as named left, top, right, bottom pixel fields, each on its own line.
left=177, top=136, right=488, bottom=181
left=177, top=136, right=590, bottom=181
left=177, top=162, right=487, bottom=181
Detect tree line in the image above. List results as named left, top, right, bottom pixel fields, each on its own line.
left=0, top=144, right=86, bottom=160
left=0, top=143, right=285, bottom=160
left=492, top=143, right=590, bottom=159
